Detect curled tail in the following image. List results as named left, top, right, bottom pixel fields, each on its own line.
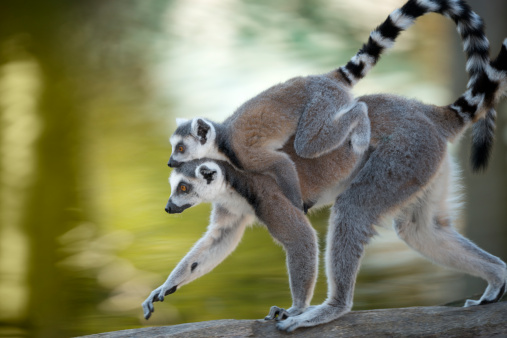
left=338, top=0, right=489, bottom=86
left=469, top=40, right=507, bottom=171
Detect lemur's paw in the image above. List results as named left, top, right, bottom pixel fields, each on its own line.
left=464, top=282, right=506, bottom=307
left=142, top=284, right=177, bottom=319
left=275, top=304, right=350, bottom=332
left=265, top=306, right=290, bottom=321
left=464, top=299, right=481, bottom=307
left=303, top=201, right=316, bottom=214
left=264, top=306, right=306, bottom=321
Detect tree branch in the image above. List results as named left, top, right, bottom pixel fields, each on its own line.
left=80, top=298, right=507, bottom=337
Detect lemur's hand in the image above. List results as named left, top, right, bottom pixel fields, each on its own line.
left=265, top=306, right=290, bottom=321
left=142, top=284, right=177, bottom=319
left=265, top=305, right=308, bottom=321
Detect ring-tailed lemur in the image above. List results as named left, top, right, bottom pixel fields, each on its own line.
left=142, top=41, right=507, bottom=329
left=167, top=0, right=495, bottom=213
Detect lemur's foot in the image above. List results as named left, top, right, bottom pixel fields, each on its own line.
left=275, top=304, right=350, bottom=332
left=142, top=284, right=177, bottom=319
left=265, top=305, right=308, bottom=321
left=464, top=282, right=506, bottom=307
left=303, top=201, right=315, bottom=214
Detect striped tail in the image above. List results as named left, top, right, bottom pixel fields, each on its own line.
left=338, top=0, right=490, bottom=86
left=469, top=39, right=507, bottom=171
left=471, top=108, right=496, bottom=172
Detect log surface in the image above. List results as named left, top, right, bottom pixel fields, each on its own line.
left=79, top=300, right=507, bottom=337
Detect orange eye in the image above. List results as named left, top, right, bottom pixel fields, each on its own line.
left=180, top=185, right=187, bottom=192
left=178, top=145, right=184, bottom=153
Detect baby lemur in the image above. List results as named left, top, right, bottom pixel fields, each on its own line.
left=143, top=38, right=507, bottom=331
left=167, top=0, right=496, bottom=212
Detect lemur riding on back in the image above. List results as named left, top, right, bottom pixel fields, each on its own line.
left=169, top=72, right=370, bottom=212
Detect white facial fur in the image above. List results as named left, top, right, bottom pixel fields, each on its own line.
left=169, top=133, right=202, bottom=164
left=168, top=161, right=254, bottom=216
left=168, top=162, right=227, bottom=209
left=169, top=118, right=225, bottom=164
left=193, top=162, right=226, bottom=200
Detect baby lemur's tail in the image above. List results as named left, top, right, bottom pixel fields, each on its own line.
left=469, top=40, right=507, bottom=171
left=338, top=0, right=489, bottom=86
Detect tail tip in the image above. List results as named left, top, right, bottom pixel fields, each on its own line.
left=471, top=153, right=491, bottom=173
left=470, top=132, right=494, bottom=173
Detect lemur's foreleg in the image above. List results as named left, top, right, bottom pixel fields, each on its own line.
left=294, top=95, right=370, bottom=159
left=142, top=206, right=253, bottom=319
left=262, top=201, right=319, bottom=320
left=276, top=200, right=372, bottom=332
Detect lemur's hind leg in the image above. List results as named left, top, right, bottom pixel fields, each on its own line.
left=394, top=159, right=507, bottom=307
left=294, top=94, right=370, bottom=159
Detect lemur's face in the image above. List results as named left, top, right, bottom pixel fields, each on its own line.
left=168, top=118, right=216, bottom=168
left=165, top=160, right=226, bottom=214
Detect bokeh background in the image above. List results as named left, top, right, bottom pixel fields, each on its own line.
left=0, top=0, right=506, bottom=337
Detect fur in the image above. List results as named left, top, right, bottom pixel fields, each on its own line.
left=143, top=0, right=507, bottom=332
left=145, top=160, right=319, bottom=319
left=143, top=41, right=507, bottom=329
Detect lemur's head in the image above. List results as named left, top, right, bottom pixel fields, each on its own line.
left=165, top=159, right=226, bottom=214
left=168, top=118, right=217, bottom=168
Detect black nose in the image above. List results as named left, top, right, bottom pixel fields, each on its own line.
left=165, top=200, right=191, bottom=214
left=168, top=157, right=182, bottom=168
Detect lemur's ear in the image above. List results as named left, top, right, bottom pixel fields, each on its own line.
left=175, top=118, right=189, bottom=127
left=199, top=165, right=216, bottom=184
left=195, top=119, right=211, bottom=145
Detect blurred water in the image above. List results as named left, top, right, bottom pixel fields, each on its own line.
left=0, top=1, right=503, bottom=337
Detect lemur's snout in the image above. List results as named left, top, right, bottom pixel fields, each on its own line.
left=165, top=200, right=191, bottom=214
left=168, top=157, right=182, bottom=168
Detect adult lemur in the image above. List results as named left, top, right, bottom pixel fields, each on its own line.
left=168, top=0, right=497, bottom=214
left=143, top=0, right=507, bottom=331
left=143, top=37, right=507, bottom=331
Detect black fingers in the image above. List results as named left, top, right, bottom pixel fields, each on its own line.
left=265, top=306, right=290, bottom=321
left=144, top=285, right=178, bottom=319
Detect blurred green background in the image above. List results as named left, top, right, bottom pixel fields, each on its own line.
left=0, top=0, right=506, bottom=337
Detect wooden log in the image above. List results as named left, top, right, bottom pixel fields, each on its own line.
left=79, top=300, right=507, bottom=338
